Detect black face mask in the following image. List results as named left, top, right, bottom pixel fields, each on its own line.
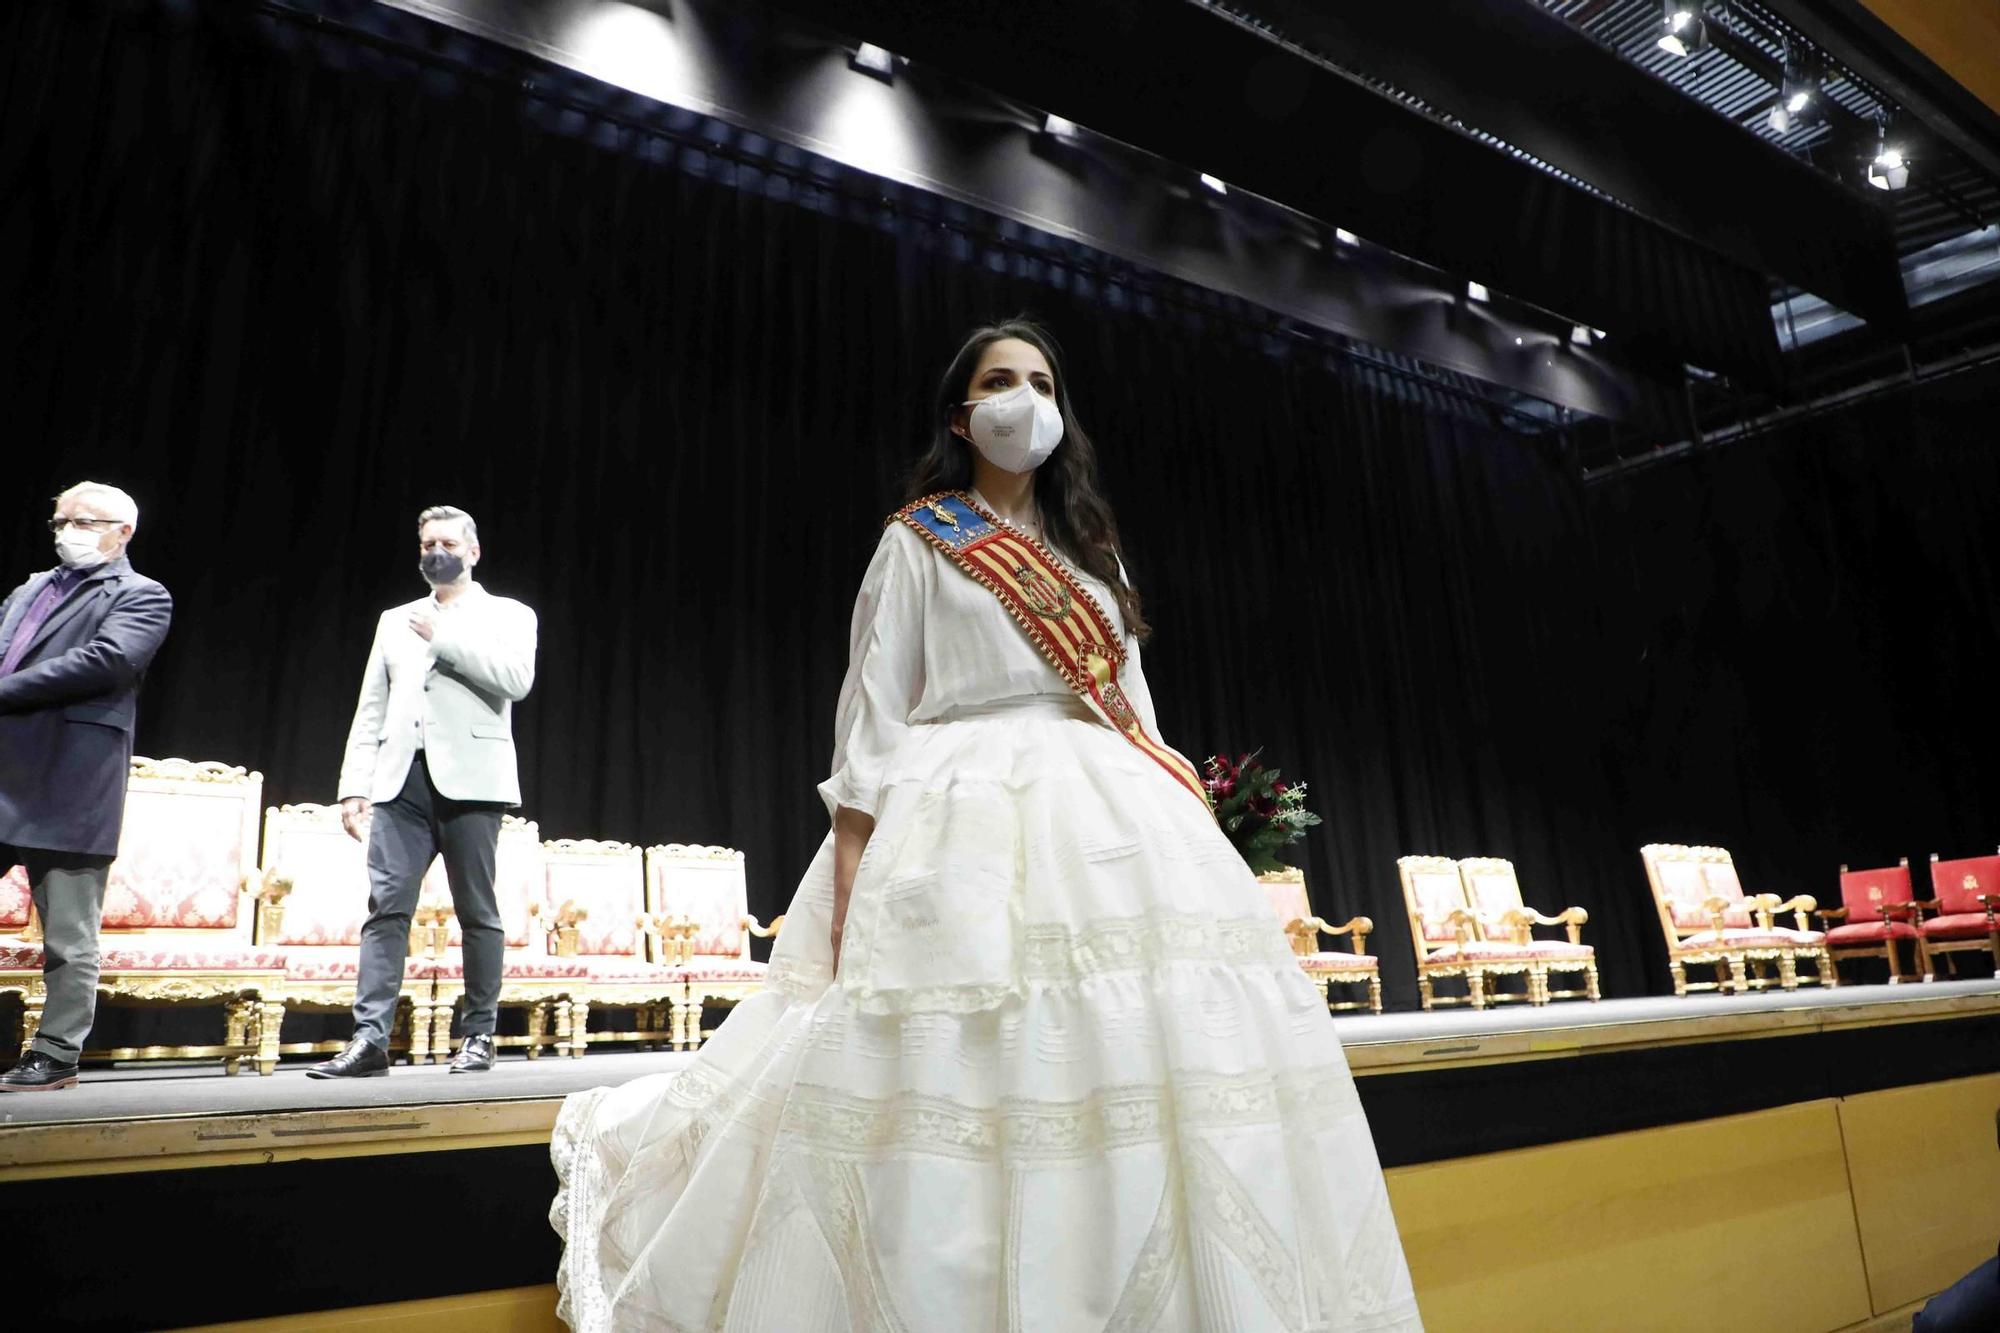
left=420, top=550, right=466, bottom=585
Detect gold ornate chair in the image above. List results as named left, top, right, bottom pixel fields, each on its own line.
left=1640, top=843, right=1835, bottom=994
left=1455, top=857, right=1600, bottom=1004
left=2, top=759, right=287, bottom=1073
left=256, top=802, right=439, bottom=1064
left=1397, top=854, right=1501, bottom=1009
left=418, top=817, right=587, bottom=1061
left=541, top=839, right=681, bottom=1056
left=1913, top=852, right=2000, bottom=980
left=647, top=843, right=780, bottom=1048
left=1255, top=867, right=1380, bottom=1014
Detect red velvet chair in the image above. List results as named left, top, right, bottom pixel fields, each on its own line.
left=1916, top=852, right=2000, bottom=980
left=1821, top=860, right=1924, bottom=983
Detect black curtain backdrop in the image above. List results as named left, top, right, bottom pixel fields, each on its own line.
left=4, top=1, right=1996, bottom=1011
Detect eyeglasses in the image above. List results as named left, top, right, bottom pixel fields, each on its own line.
left=48, top=517, right=122, bottom=533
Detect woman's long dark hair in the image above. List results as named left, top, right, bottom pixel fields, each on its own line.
left=904, top=317, right=1150, bottom=641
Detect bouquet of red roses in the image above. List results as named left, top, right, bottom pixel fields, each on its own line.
left=1203, top=749, right=1323, bottom=876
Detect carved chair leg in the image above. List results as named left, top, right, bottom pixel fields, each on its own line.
left=1585, top=961, right=1601, bottom=1002
left=1368, top=973, right=1382, bottom=1014
left=668, top=997, right=691, bottom=1051
left=1526, top=966, right=1547, bottom=1006
left=221, top=997, right=247, bottom=1076
left=568, top=1000, right=590, bottom=1057
left=1669, top=960, right=1688, bottom=998
left=1725, top=955, right=1749, bottom=994
left=432, top=999, right=454, bottom=1059
left=411, top=999, right=434, bottom=1066
left=1917, top=935, right=1933, bottom=982
left=22, top=988, right=45, bottom=1049
left=1418, top=975, right=1436, bottom=1011
left=553, top=998, right=573, bottom=1050
left=1818, top=947, right=1837, bottom=987
left=256, top=1000, right=284, bottom=1075
left=1467, top=969, right=1488, bottom=1011
left=526, top=1001, right=546, bottom=1060
left=1884, top=941, right=1902, bottom=984
left=1777, top=951, right=1799, bottom=990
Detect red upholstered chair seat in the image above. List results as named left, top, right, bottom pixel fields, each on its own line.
left=1679, top=929, right=1813, bottom=950
left=1299, top=953, right=1378, bottom=973
left=99, top=946, right=287, bottom=971
left=1425, top=942, right=1592, bottom=963
left=430, top=956, right=589, bottom=980
left=680, top=960, right=767, bottom=983
left=1920, top=912, right=1997, bottom=941
left=1825, top=921, right=1918, bottom=945
left=285, top=956, right=440, bottom=981
left=0, top=943, right=44, bottom=969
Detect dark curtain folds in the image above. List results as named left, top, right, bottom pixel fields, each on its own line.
left=4, top=1, right=1995, bottom=1011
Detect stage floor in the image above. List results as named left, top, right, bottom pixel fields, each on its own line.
left=2, top=977, right=1995, bottom=1178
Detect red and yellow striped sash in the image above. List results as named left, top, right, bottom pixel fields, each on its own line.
left=893, top=491, right=1209, bottom=809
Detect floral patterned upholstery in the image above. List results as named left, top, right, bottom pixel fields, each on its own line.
left=1920, top=911, right=1998, bottom=941
left=580, top=960, right=682, bottom=981
left=680, top=960, right=767, bottom=983
left=420, top=818, right=544, bottom=949
left=283, top=953, right=440, bottom=981
left=1651, top=858, right=1753, bottom=930
left=261, top=806, right=372, bottom=947
left=1679, top=929, right=1815, bottom=950
left=432, top=956, right=590, bottom=980
left=544, top=841, right=647, bottom=959
left=98, top=946, right=286, bottom=970
left=647, top=845, right=751, bottom=959
left=0, top=863, right=29, bottom=930
left=98, top=769, right=261, bottom=933
left=1299, top=953, right=1377, bottom=973
left=1405, top=864, right=1471, bottom=942
left=1, top=943, right=44, bottom=969
left=1425, top=942, right=1593, bottom=962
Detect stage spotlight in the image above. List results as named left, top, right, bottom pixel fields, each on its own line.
left=1041, top=113, right=1079, bottom=142
left=1466, top=280, right=1490, bottom=303
left=850, top=42, right=897, bottom=81
left=1868, top=123, right=1910, bottom=190
left=1333, top=227, right=1359, bottom=246
left=1767, top=52, right=1822, bottom=133
left=1656, top=3, right=1707, bottom=58
left=1198, top=173, right=1228, bottom=195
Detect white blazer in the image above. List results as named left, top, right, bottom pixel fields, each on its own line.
left=337, top=582, right=538, bottom=806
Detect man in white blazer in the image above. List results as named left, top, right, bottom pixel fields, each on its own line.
left=308, top=505, right=537, bottom=1078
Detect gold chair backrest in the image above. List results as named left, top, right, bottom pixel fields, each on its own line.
left=644, top=843, right=750, bottom=963
left=1397, top=854, right=1469, bottom=962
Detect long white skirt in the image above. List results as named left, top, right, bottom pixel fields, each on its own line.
left=550, top=698, right=1423, bottom=1332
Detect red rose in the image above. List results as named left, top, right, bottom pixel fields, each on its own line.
left=1248, top=793, right=1277, bottom=818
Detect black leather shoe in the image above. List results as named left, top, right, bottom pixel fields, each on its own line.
left=306, top=1036, right=390, bottom=1079
left=448, top=1033, right=494, bottom=1073
left=0, top=1050, right=80, bottom=1091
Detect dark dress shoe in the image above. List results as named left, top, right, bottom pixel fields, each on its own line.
left=306, top=1036, right=390, bottom=1079
left=449, top=1033, right=495, bottom=1073
left=0, top=1050, right=80, bottom=1091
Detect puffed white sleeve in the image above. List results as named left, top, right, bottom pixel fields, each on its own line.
left=817, top=524, right=928, bottom=820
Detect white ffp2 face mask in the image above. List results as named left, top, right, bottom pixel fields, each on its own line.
left=54, top=528, right=111, bottom=570
left=962, top=382, right=1065, bottom=473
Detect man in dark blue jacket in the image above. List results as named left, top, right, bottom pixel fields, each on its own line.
left=0, top=481, right=172, bottom=1091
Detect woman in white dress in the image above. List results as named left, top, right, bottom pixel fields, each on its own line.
left=551, top=319, right=1422, bottom=1332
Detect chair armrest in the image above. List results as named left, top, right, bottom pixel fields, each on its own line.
left=1768, top=895, right=1816, bottom=930
left=1308, top=915, right=1373, bottom=955
left=1445, top=908, right=1478, bottom=945
left=1701, top=895, right=1736, bottom=931
left=744, top=914, right=786, bottom=939
left=1816, top=906, right=1851, bottom=923
left=255, top=872, right=293, bottom=943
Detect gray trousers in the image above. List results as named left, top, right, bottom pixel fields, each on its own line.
left=13, top=847, right=113, bottom=1063
left=352, top=755, right=505, bottom=1050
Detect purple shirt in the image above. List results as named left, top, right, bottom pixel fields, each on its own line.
left=0, top=568, right=82, bottom=677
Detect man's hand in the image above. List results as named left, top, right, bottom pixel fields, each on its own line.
left=340, top=796, right=372, bottom=842
left=407, top=609, right=436, bottom=642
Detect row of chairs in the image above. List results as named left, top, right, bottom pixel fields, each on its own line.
left=1, top=758, right=775, bottom=1073
left=1829, top=854, right=2000, bottom=982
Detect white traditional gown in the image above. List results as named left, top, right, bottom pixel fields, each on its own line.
left=551, top=500, right=1424, bottom=1332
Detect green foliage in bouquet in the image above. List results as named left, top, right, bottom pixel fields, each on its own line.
left=1202, top=749, right=1323, bottom=876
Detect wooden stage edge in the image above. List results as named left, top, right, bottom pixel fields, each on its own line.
left=3, top=984, right=1994, bottom=1182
